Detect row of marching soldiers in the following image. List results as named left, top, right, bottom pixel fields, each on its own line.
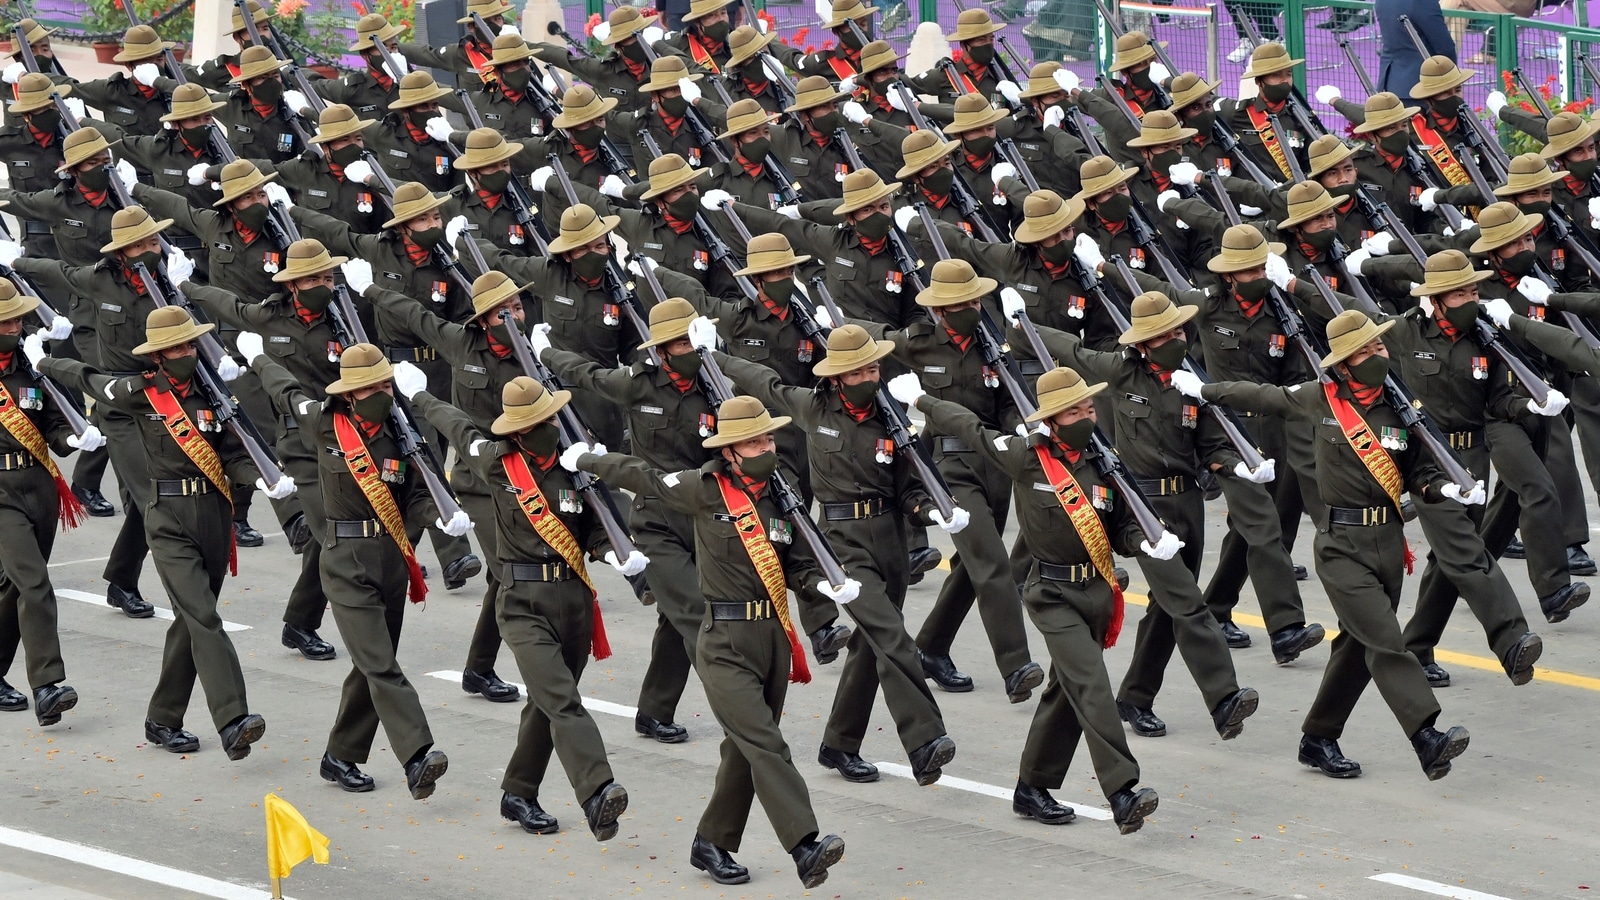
left=0, top=0, right=1595, bottom=888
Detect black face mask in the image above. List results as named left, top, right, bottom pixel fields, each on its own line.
left=407, top=107, right=437, bottom=130
left=921, top=166, right=954, bottom=197
left=1053, top=417, right=1096, bottom=451
left=330, top=142, right=364, bottom=166
left=1185, top=109, right=1216, bottom=134
left=1327, top=182, right=1360, bottom=200
left=1378, top=131, right=1411, bottom=157
left=410, top=226, right=444, bottom=250
left=1302, top=226, right=1338, bottom=252
left=250, top=77, right=284, bottom=107
left=942, top=307, right=981, bottom=336
left=1039, top=240, right=1074, bottom=265
left=1150, top=148, right=1183, bottom=175
left=234, top=201, right=270, bottom=233
left=854, top=211, right=892, bottom=241
left=870, top=75, right=894, bottom=96
left=1260, top=81, right=1292, bottom=104
left=1567, top=158, right=1599, bottom=181
left=621, top=39, right=650, bottom=62
left=500, top=66, right=531, bottom=94
left=1518, top=199, right=1551, bottom=217
left=0, top=333, right=20, bottom=353
left=124, top=250, right=161, bottom=271
left=477, top=169, right=512, bottom=194
left=964, top=135, right=996, bottom=159
left=666, top=191, right=700, bottom=222
left=1146, top=337, right=1188, bottom=370
left=1345, top=355, right=1389, bottom=387
left=761, top=277, right=795, bottom=307
left=27, top=110, right=59, bottom=135
left=1234, top=277, right=1273, bottom=303
left=296, top=284, right=334, bottom=314
left=738, top=61, right=767, bottom=87
left=1499, top=248, right=1537, bottom=276
left=660, top=95, right=690, bottom=117
left=839, top=27, right=865, bottom=50
left=181, top=123, right=212, bottom=148
left=735, top=448, right=779, bottom=481
left=571, top=251, right=608, bottom=280
left=740, top=136, right=771, bottom=164
left=966, top=43, right=994, bottom=66
left=1430, top=95, right=1464, bottom=119
left=352, top=390, right=394, bottom=423
left=703, top=20, right=730, bottom=42
left=1442, top=301, right=1480, bottom=332
left=77, top=166, right=111, bottom=192
left=810, top=111, right=845, bottom=134
left=570, top=124, right=606, bottom=148
left=516, top=421, right=562, bottom=458
left=488, top=315, right=518, bottom=347
left=161, top=354, right=199, bottom=383
left=840, top=378, right=879, bottom=406
left=1095, top=192, right=1132, bottom=223
left=666, top=348, right=703, bottom=381
left=1129, top=67, right=1156, bottom=91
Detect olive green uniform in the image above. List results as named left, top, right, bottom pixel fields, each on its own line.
left=314, top=67, right=400, bottom=119
left=368, top=113, right=462, bottom=195
left=529, top=43, right=688, bottom=111
left=74, top=73, right=170, bottom=137
left=213, top=89, right=309, bottom=165
left=0, top=120, right=122, bottom=258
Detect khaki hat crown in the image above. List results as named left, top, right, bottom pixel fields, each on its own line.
left=735, top=231, right=812, bottom=276
left=1026, top=366, right=1108, bottom=422
left=1127, top=108, right=1196, bottom=147
left=14, top=18, right=53, bottom=45
left=643, top=55, right=698, bottom=92
left=1119, top=290, right=1199, bottom=344
left=1242, top=41, right=1303, bottom=78
left=916, top=258, right=997, bottom=307
left=391, top=70, right=452, bottom=108
left=859, top=40, right=903, bottom=76
left=897, top=129, right=959, bottom=177
left=492, top=375, right=571, bottom=434
left=9, top=72, right=68, bottom=113
left=161, top=82, right=225, bottom=122
left=213, top=158, right=280, bottom=207
left=552, top=84, right=617, bottom=129
left=455, top=126, right=522, bottom=170
left=1540, top=111, right=1600, bottom=159
left=0, top=278, right=38, bottom=323
left=114, top=24, right=175, bottom=62
left=1320, top=309, right=1395, bottom=367
left=489, top=32, right=535, bottom=66
left=1019, top=61, right=1063, bottom=98
left=325, top=343, right=395, bottom=395
left=945, top=8, right=1004, bottom=42
left=311, top=103, right=375, bottom=144
left=58, top=128, right=112, bottom=169
left=1279, top=180, right=1337, bottom=228
left=101, top=206, right=173, bottom=254
left=350, top=13, right=403, bottom=52
left=601, top=6, right=659, bottom=45
left=1169, top=71, right=1221, bottom=109
left=947, top=92, right=1006, bottom=134
left=824, top=0, right=874, bottom=28
left=718, top=97, right=777, bottom=138
left=1076, top=155, right=1138, bottom=196
left=273, top=237, right=348, bottom=282
left=1110, top=30, right=1156, bottom=72
left=814, top=323, right=895, bottom=377
left=133, top=305, right=215, bottom=356
left=703, top=395, right=791, bottom=448
left=642, top=152, right=709, bottom=200
left=788, top=74, right=849, bottom=112
left=1494, top=152, right=1562, bottom=196
left=547, top=203, right=621, bottom=253
left=457, top=0, right=514, bottom=23
left=382, top=181, right=449, bottom=228
left=726, top=26, right=771, bottom=67
left=639, top=296, right=701, bottom=348
left=230, top=0, right=272, bottom=32
left=1206, top=222, right=1286, bottom=272
left=1353, top=92, right=1420, bottom=134
left=1409, top=248, right=1494, bottom=297
left=1410, top=55, right=1472, bottom=99
left=1307, top=134, right=1356, bottom=176
left=831, top=168, right=901, bottom=215
left=1468, top=200, right=1539, bottom=253
left=232, top=45, right=288, bottom=83
left=1014, top=189, right=1084, bottom=243
left=470, top=270, right=529, bottom=317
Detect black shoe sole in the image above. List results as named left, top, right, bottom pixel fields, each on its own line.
left=147, top=732, right=200, bottom=754
left=798, top=835, right=845, bottom=889
left=1215, top=688, right=1259, bottom=741
left=1013, top=802, right=1076, bottom=824
left=690, top=856, right=751, bottom=885
left=1506, top=634, right=1543, bottom=686
left=1007, top=667, right=1045, bottom=704
left=1422, top=728, right=1470, bottom=781
left=35, top=688, right=76, bottom=726
left=234, top=530, right=265, bottom=548
left=927, top=677, right=974, bottom=693
left=0, top=695, right=28, bottom=712
left=1115, top=791, right=1159, bottom=835
left=1569, top=560, right=1598, bottom=576
left=221, top=715, right=266, bottom=761
left=1224, top=634, right=1252, bottom=649
left=912, top=739, right=956, bottom=786
left=1273, top=624, right=1326, bottom=665
left=587, top=784, right=628, bottom=841
left=1426, top=674, right=1452, bottom=688
left=819, top=753, right=881, bottom=783
left=1544, top=583, right=1590, bottom=623
left=407, top=755, right=449, bottom=800
left=462, top=682, right=521, bottom=703
left=507, top=814, right=558, bottom=834
left=444, top=557, right=485, bottom=591
left=1299, top=753, right=1363, bottom=778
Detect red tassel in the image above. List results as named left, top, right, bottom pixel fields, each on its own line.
left=405, top=556, right=428, bottom=604
left=1103, top=584, right=1126, bottom=649
left=1403, top=538, right=1416, bottom=576
left=228, top=529, right=238, bottom=577
left=785, top=626, right=812, bottom=684
left=590, top=598, right=612, bottom=660
left=53, top=475, right=85, bottom=531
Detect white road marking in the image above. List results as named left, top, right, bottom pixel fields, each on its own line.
left=0, top=824, right=285, bottom=900
left=873, top=763, right=1114, bottom=821
left=423, top=671, right=638, bottom=718
left=57, top=589, right=251, bottom=632
left=47, top=555, right=111, bottom=569
left=1370, top=873, right=1514, bottom=900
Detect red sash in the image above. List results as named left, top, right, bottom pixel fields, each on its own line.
left=1323, top=382, right=1414, bottom=572
left=1411, top=115, right=1469, bottom=187
left=145, top=384, right=237, bottom=575
left=333, top=413, right=428, bottom=602
left=0, top=381, right=83, bottom=529
left=503, top=451, right=611, bottom=660
left=946, top=65, right=978, bottom=97
left=714, top=473, right=810, bottom=683
left=827, top=55, right=857, bottom=82
left=1034, top=446, right=1124, bottom=647
left=1245, top=104, right=1294, bottom=180
left=687, top=34, right=720, bottom=74
left=465, top=39, right=496, bottom=83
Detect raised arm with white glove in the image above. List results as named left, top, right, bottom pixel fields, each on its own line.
left=341, top=258, right=374, bottom=295
left=1169, top=368, right=1204, bottom=398
left=686, top=315, right=719, bottom=351
left=391, top=360, right=428, bottom=400
left=234, top=331, right=266, bottom=366
left=1516, top=277, right=1552, bottom=305
left=41, top=315, right=72, bottom=342
left=887, top=372, right=924, bottom=407
left=1073, top=233, right=1105, bottom=272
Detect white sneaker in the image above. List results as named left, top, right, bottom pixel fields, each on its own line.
left=1226, top=37, right=1252, bottom=63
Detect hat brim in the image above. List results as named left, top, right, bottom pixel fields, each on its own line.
left=349, top=25, right=405, bottom=52
left=813, top=338, right=895, bottom=377
left=1026, top=379, right=1107, bottom=422
left=309, top=116, right=378, bottom=144
left=471, top=280, right=535, bottom=318
left=1242, top=56, right=1305, bottom=79
left=860, top=50, right=906, bottom=76
left=455, top=139, right=524, bottom=171
left=1206, top=241, right=1288, bottom=273
left=640, top=164, right=711, bottom=200
left=895, top=138, right=961, bottom=179
left=1409, top=67, right=1473, bottom=99
left=1127, top=125, right=1200, bottom=148
left=785, top=87, right=852, bottom=113
left=1540, top=117, right=1600, bottom=159
left=100, top=216, right=175, bottom=254
left=0, top=295, right=42, bottom=322
left=381, top=192, right=453, bottom=229
left=1013, top=197, right=1086, bottom=243
left=230, top=59, right=290, bottom=83
left=1118, top=303, right=1200, bottom=344
left=491, top=389, right=572, bottom=434
left=1493, top=169, right=1564, bottom=197
left=702, top=413, right=793, bottom=447
left=1074, top=164, right=1140, bottom=199
left=600, top=15, right=660, bottom=44
left=1467, top=213, right=1542, bottom=254
left=727, top=32, right=776, bottom=68
left=58, top=136, right=120, bottom=171
left=1279, top=195, right=1339, bottom=229
left=718, top=110, right=780, bottom=139
left=824, top=8, right=876, bottom=28
left=325, top=362, right=397, bottom=395
left=547, top=214, right=622, bottom=254
left=213, top=169, right=281, bottom=207
left=1408, top=267, right=1494, bottom=297
left=832, top=178, right=902, bottom=215
left=132, top=321, right=215, bottom=356
left=946, top=106, right=1008, bottom=134
left=113, top=40, right=176, bottom=63
left=8, top=80, right=69, bottom=114
left=160, top=97, right=227, bottom=122
left=1351, top=105, right=1422, bottom=135
left=639, top=316, right=719, bottom=350
left=683, top=1, right=732, bottom=23
left=735, top=252, right=812, bottom=277
left=916, top=275, right=999, bottom=307
left=1169, top=77, right=1224, bottom=109
left=551, top=95, right=619, bottom=129
left=456, top=2, right=514, bottom=23
left=389, top=83, right=454, bottom=109
left=946, top=21, right=1006, bottom=42
left=1319, top=318, right=1396, bottom=367
left=272, top=253, right=351, bottom=282
left=1308, top=143, right=1357, bottom=177
left=1107, top=45, right=1158, bottom=73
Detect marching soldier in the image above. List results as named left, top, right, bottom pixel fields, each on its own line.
left=185, top=0, right=274, bottom=91
left=904, top=10, right=1008, bottom=104
left=531, top=6, right=678, bottom=109
left=4, top=19, right=68, bottom=81
left=0, top=114, right=124, bottom=268
left=797, top=0, right=875, bottom=81
left=1220, top=43, right=1315, bottom=184
left=399, top=0, right=515, bottom=93
left=566, top=397, right=851, bottom=890
left=317, top=14, right=407, bottom=118
left=611, top=56, right=730, bottom=176
left=849, top=41, right=917, bottom=130
left=463, top=35, right=554, bottom=141
left=38, top=308, right=275, bottom=760
left=718, top=26, right=806, bottom=116
left=1071, top=31, right=1165, bottom=165
left=259, top=103, right=385, bottom=235
left=998, top=62, right=1090, bottom=200
left=706, top=99, right=805, bottom=211
left=215, top=46, right=314, bottom=165
left=69, top=25, right=179, bottom=138
left=1072, top=155, right=1208, bottom=289
left=121, top=84, right=229, bottom=210
left=369, top=71, right=462, bottom=195
left=668, top=0, right=738, bottom=72
left=447, top=128, right=542, bottom=255
left=1340, top=93, right=1446, bottom=237
left=0, top=75, right=100, bottom=259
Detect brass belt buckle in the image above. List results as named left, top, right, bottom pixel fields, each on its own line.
left=746, top=600, right=761, bottom=620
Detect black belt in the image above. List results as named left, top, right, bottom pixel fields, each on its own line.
left=0, top=451, right=36, bottom=470
left=508, top=561, right=576, bottom=582
left=387, top=347, right=438, bottom=362
left=168, top=233, right=204, bottom=251
left=1019, top=359, right=1047, bottom=376
left=281, top=413, right=299, bottom=430
left=1038, top=561, right=1098, bottom=584
left=938, top=436, right=971, bottom=453
left=1446, top=430, right=1482, bottom=450
left=1328, top=505, right=1394, bottom=526
left=1135, top=476, right=1190, bottom=496
left=331, top=518, right=385, bottom=537
left=823, top=497, right=890, bottom=520
left=709, top=599, right=776, bottom=621
left=23, top=220, right=50, bottom=235
left=155, top=477, right=216, bottom=496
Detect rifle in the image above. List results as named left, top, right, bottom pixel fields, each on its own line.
left=1511, top=68, right=1553, bottom=120
left=12, top=22, right=40, bottom=77
left=451, top=89, right=553, bottom=251
left=5, top=271, right=89, bottom=435
left=1094, top=74, right=1144, bottom=132
left=1265, top=110, right=1308, bottom=183
left=546, top=21, right=592, bottom=58
left=1207, top=117, right=1278, bottom=188
left=997, top=138, right=1040, bottom=191
left=547, top=154, right=653, bottom=352
left=232, top=0, right=324, bottom=158
left=1122, top=187, right=1193, bottom=290
left=1232, top=11, right=1330, bottom=141
left=887, top=81, right=1003, bottom=240
left=355, top=150, right=475, bottom=294
left=641, top=135, right=760, bottom=301
left=1399, top=25, right=1511, bottom=176
left=935, top=55, right=1019, bottom=116
left=120, top=0, right=189, bottom=89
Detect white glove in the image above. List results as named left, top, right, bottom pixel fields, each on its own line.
left=841, top=100, right=870, bottom=124
left=676, top=76, right=701, bottom=105
left=1169, top=368, right=1204, bottom=398
left=1157, top=188, right=1180, bottom=212
left=894, top=206, right=917, bottom=231
left=443, top=214, right=468, bottom=250
left=1362, top=231, right=1392, bottom=256
left=391, top=360, right=427, bottom=399
left=499, top=22, right=521, bottom=38
left=1235, top=459, right=1275, bottom=483
left=1239, top=203, right=1263, bottom=217
left=1517, top=277, right=1552, bottom=305
left=836, top=73, right=856, bottom=95
left=1343, top=246, right=1371, bottom=276
left=990, top=161, right=1016, bottom=185
left=605, top=549, right=649, bottom=576
left=817, top=578, right=861, bottom=604
left=528, top=321, right=553, bottom=359
left=234, top=331, right=266, bottom=365
left=425, top=114, right=453, bottom=142
left=777, top=204, right=801, bottom=219
left=813, top=305, right=835, bottom=329
left=1529, top=388, right=1569, bottom=416
left=757, top=15, right=769, bottom=32
left=0, top=240, right=23, bottom=267
left=1168, top=160, right=1200, bottom=186
left=436, top=510, right=473, bottom=536
left=559, top=441, right=594, bottom=472
left=1482, top=297, right=1514, bottom=328
left=63, top=97, right=85, bottom=122
left=187, top=162, right=210, bottom=186
left=42, top=315, right=72, bottom=342
left=701, top=188, right=732, bottom=210
left=1440, top=479, right=1486, bottom=506
left=1314, top=84, right=1341, bottom=105
left=997, top=80, right=1021, bottom=106
left=114, top=158, right=138, bottom=187
left=1589, top=197, right=1600, bottom=230
left=541, top=71, right=557, bottom=93
left=0, top=62, right=23, bottom=84
left=1450, top=219, right=1478, bottom=237
left=1073, top=232, right=1105, bottom=271
left=1147, top=62, right=1170, bottom=84
left=263, top=180, right=292, bottom=208
left=1485, top=89, right=1507, bottom=118
left=1043, top=104, right=1065, bottom=129
left=164, top=248, right=195, bottom=285
left=600, top=174, right=627, bottom=198
left=343, top=158, right=374, bottom=186
left=886, top=87, right=908, bottom=112
left=215, top=356, right=241, bottom=382
left=528, top=165, right=554, bottom=192
left=1418, top=295, right=1436, bottom=318
left=341, top=258, right=374, bottom=295
left=133, top=62, right=160, bottom=86
left=282, top=89, right=309, bottom=115
left=686, top=315, right=718, bottom=351
left=887, top=372, right=924, bottom=406
left=22, top=333, right=45, bottom=368
left=1141, top=530, right=1185, bottom=560
left=1418, top=187, right=1441, bottom=212
left=258, top=475, right=297, bottom=500
left=1001, top=286, right=1027, bottom=324
left=382, top=53, right=409, bottom=81
left=1053, top=68, right=1080, bottom=93
left=67, top=425, right=105, bottom=452
left=930, top=506, right=969, bottom=534
left=1264, top=252, right=1292, bottom=290
left=591, top=22, right=611, bottom=43
left=642, top=26, right=664, bottom=44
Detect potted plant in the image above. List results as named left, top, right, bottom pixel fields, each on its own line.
left=352, top=0, right=415, bottom=42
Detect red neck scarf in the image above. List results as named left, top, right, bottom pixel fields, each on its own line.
left=478, top=186, right=502, bottom=209
left=621, top=54, right=647, bottom=81
left=483, top=325, right=514, bottom=359
left=760, top=292, right=789, bottom=321
left=292, top=297, right=323, bottom=326
left=1348, top=378, right=1382, bottom=408
left=944, top=323, right=973, bottom=353
left=859, top=234, right=888, bottom=256
left=663, top=210, right=695, bottom=235
left=738, top=151, right=764, bottom=178
left=403, top=237, right=431, bottom=267
left=840, top=393, right=873, bottom=423
left=663, top=361, right=695, bottom=394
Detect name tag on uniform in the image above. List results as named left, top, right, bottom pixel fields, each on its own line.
left=924, top=365, right=946, bottom=374
left=463, top=364, right=487, bottom=374
left=64, top=219, right=84, bottom=228
left=357, top=104, right=378, bottom=113
left=817, top=426, right=840, bottom=437
left=308, top=189, right=328, bottom=198
left=235, top=125, right=253, bottom=134
left=116, top=106, right=135, bottom=115
left=643, top=242, right=664, bottom=250
left=639, top=404, right=664, bottom=415
left=789, top=157, right=808, bottom=165
left=485, top=112, right=502, bottom=121
left=1212, top=325, right=1236, bottom=337
left=269, top=335, right=292, bottom=343
left=11, top=160, right=27, bottom=167
left=553, top=295, right=575, bottom=306
left=388, top=149, right=408, bottom=158
left=1413, top=351, right=1436, bottom=360
left=100, top=302, right=122, bottom=312
left=1126, top=393, right=1148, bottom=404
left=1032, top=482, right=1054, bottom=492
left=607, top=88, right=628, bottom=97
left=213, top=241, right=233, bottom=252
left=834, top=257, right=854, bottom=268
left=1018, top=283, right=1038, bottom=293
left=741, top=338, right=765, bottom=347
left=382, top=271, right=402, bottom=280
left=163, top=168, right=183, bottom=176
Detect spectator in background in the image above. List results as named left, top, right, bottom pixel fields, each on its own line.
left=1438, top=0, right=1537, bottom=64
left=1377, top=0, right=1456, bottom=99
left=1224, top=3, right=1281, bottom=64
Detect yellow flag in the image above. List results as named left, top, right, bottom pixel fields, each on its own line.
left=264, top=793, right=330, bottom=880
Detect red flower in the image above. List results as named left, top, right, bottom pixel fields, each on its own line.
left=1520, top=100, right=1536, bottom=112
left=1538, top=82, right=1553, bottom=100
left=584, top=11, right=601, bottom=37
left=353, top=1, right=369, bottom=14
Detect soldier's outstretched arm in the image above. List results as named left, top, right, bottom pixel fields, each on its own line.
left=578, top=450, right=703, bottom=515
left=1034, top=321, right=1122, bottom=382
left=543, top=346, right=635, bottom=406
left=915, top=393, right=1030, bottom=481
left=412, top=390, right=498, bottom=482
left=186, top=283, right=275, bottom=331
left=1507, top=310, right=1600, bottom=373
